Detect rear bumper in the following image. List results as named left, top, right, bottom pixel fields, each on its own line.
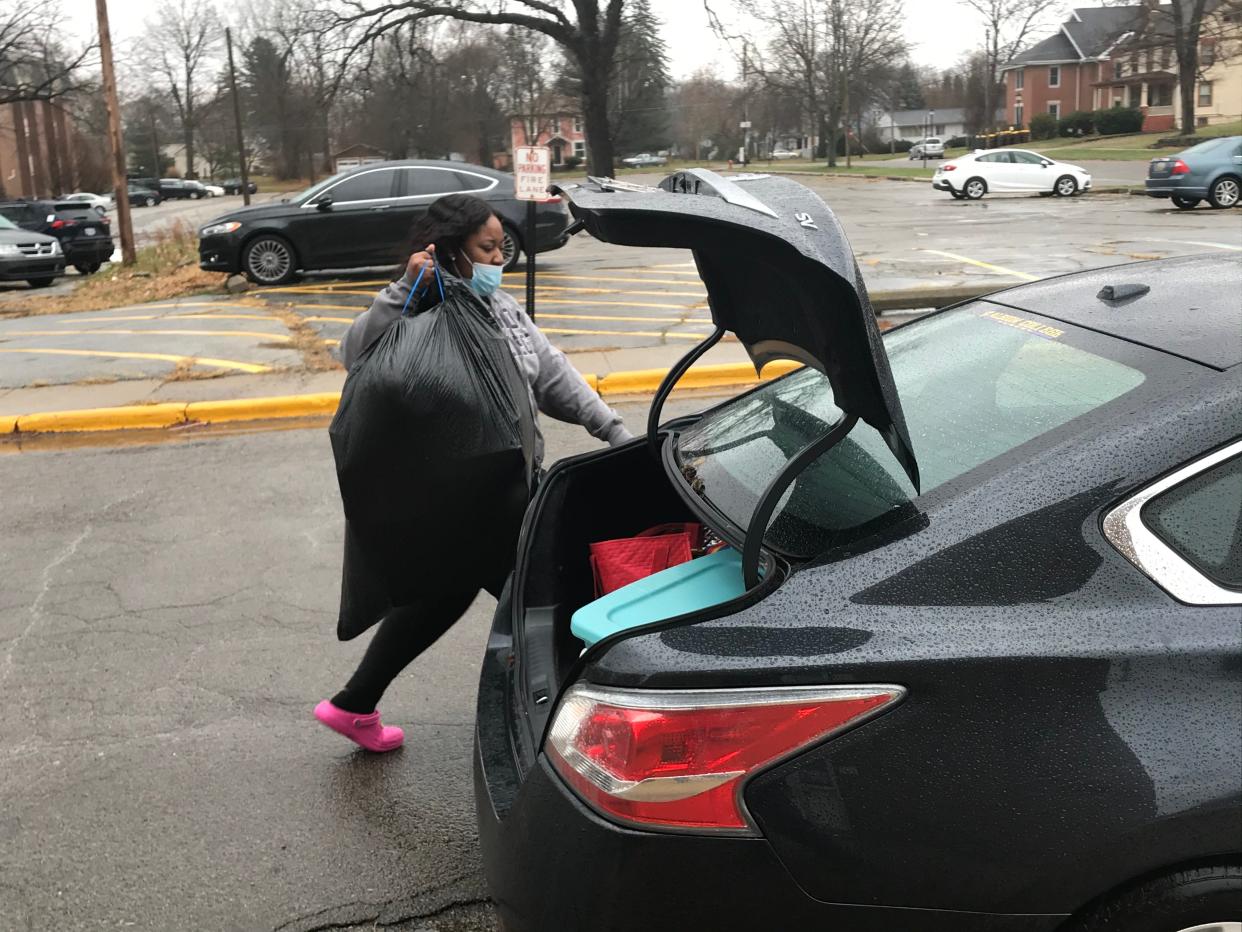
left=64, top=238, right=113, bottom=264
left=1145, top=179, right=1209, bottom=198
left=0, top=256, right=64, bottom=281
left=932, top=178, right=955, bottom=191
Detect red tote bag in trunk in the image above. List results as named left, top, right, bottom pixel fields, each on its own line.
left=589, top=523, right=703, bottom=597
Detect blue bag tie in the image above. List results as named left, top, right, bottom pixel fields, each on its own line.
left=399, top=250, right=446, bottom=317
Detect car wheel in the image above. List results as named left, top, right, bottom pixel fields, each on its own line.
left=145, top=197, right=156, bottom=207
left=1171, top=195, right=1200, bottom=209
left=964, top=177, right=987, bottom=199
left=1062, top=864, right=1241, bottom=932
left=74, top=263, right=100, bottom=275
left=500, top=222, right=522, bottom=272
left=1206, top=175, right=1240, bottom=209
left=26, top=277, right=55, bottom=288
left=1055, top=175, right=1078, bottom=197
left=242, top=234, right=297, bottom=285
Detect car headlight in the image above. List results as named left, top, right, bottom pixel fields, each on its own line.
left=0, top=244, right=19, bottom=256
left=49, top=240, right=62, bottom=254
left=200, top=221, right=242, bottom=237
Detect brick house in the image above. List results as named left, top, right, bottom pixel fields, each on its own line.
left=1001, top=4, right=1242, bottom=133
left=509, top=103, right=587, bottom=167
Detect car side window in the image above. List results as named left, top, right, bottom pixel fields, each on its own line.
left=1142, top=454, right=1242, bottom=590
left=1012, top=151, right=1044, bottom=165
left=328, top=169, right=398, bottom=204
left=978, top=153, right=1006, bottom=164
left=452, top=171, right=494, bottom=193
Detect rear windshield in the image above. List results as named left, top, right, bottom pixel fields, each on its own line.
left=1181, top=137, right=1236, bottom=157
left=674, top=304, right=1183, bottom=558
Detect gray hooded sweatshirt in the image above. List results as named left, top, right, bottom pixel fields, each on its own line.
left=339, top=271, right=633, bottom=466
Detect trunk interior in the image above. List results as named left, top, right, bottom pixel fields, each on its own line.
left=511, top=440, right=785, bottom=760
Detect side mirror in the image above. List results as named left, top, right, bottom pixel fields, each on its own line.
left=1041, top=160, right=1051, bottom=167
left=315, top=195, right=333, bottom=211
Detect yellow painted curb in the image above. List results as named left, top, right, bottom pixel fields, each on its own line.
left=16, top=403, right=189, bottom=434
left=597, top=360, right=800, bottom=397
left=1, top=362, right=804, bottom=437
left=185, top=393, right=341, bottom=424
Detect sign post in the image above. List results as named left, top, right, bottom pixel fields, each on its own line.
left=514, top=146, right=551, bottom=323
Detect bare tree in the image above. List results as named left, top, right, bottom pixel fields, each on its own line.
left=140, top=0, right=223, bottom=178
left=1123, top=0, right=1242, bottom=136
left=498, top=26, right=560, bottom=149
left=335, top=1, right=626, bottom=175
left=958, top=0, right=1058, bottom=132
left=0, top=1, right=94, bottom=106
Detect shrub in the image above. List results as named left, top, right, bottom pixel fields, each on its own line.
left=1094, top=106, right=1144, bottom=135
left=944, top=135, right=968, bottom=148
left=562, top=156, right=582, bottom=169
left=1058, top=110, right=1095, bottom=137
left=890, top=138, right=914, bottom=152
left=1029, top=113, right=1058, bottom=140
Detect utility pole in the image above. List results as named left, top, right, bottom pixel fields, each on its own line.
left=225, top=27, right=251, bottom=206
left=95, top=0, right=134, bottom=265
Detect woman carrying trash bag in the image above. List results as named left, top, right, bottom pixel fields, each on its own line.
left=315, top=193, right=633, bottom=752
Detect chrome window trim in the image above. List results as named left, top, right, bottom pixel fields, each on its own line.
left=390, top=167, right=499, bottom=201
left=298, top=166, right=400, bottom=208
left=1103, top=438, right=1242, bottom=606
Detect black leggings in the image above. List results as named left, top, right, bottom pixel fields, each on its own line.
left=332, top=581, right=481, bottom=714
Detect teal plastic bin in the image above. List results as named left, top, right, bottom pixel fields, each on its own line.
left=571, top=548, right=746, bottom=647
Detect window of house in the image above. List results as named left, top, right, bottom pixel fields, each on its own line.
left=573, top=140, right=586, bottom=157
left=1129, top=84, right=1143, bottom=108
left=1113, top=59, right=1124, bottom=79
left=1150, top=83, right=1174, bottom=107
left=1201, top=42, right=1216, bottom=66
left=1160, top=46, right=1172, bottom=69
left=1129, top=52, right=1138, bottom=73
left=1015, top=104, right=1025, bottom=127
left=1199, top=82, right=1213, bottom=107
left=1145, top=49, right=1155, bottom=72
left=550, top=116, right=561, bottom=133
left=1048, top=101, right=1060, bottom=120
left=1048, top=65, right=1060, bottom=87
left=1015, top=69, right=1024, bottom=90
left=573, top=116, right=583, bottom=133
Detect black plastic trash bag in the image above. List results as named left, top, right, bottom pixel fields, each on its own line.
left=330, top=277, right=536, bottom=640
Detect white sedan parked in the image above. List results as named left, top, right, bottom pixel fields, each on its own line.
left=933, top=149, right=1092, bottom=200
left=61, top=192, right=111, bottom=211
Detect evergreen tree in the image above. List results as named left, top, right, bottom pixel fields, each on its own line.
left=892, top=62, right=925, bottom=110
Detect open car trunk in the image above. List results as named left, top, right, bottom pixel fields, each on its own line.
left=508, top=440, right=783, bottom=767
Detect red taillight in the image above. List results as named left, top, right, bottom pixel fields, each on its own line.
left=943, top=163, right=957, bottom=171
left=50, top=219, right=77, bottom=229
left=542, top=194, right=562, bottom=203
left=1171, top=159, right=1190, bottom=175
left=547, top=684, right=903, bottom=832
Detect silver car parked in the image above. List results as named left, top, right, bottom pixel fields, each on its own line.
left=909, top=137, right=946, bottom=159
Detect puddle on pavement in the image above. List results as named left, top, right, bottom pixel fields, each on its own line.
left=0, top=415, right=332, bottom=455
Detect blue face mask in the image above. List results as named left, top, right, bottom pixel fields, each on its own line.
left=465, top=255, right=504, bottom=296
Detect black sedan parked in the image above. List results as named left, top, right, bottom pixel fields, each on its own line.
left=0, top=198, right=111, bottom=275
left=198, top=159, right=572, bottom=285
left=116, top=185, right=162, bottom=207
left=474, top=170, right=1241, bottom=932
left=220, top=178, right=257, bottom=195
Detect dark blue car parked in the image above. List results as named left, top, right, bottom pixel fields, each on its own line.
left=474, top=170, right=1242, bottom=932
left=1146, top=135, right=1242, bottom=209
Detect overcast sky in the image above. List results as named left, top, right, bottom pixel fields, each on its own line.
left=61, top=0, right=1072, bottom=76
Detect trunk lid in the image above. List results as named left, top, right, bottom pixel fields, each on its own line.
left=1148, top=158, right=1174, bottom=179
left=560, top=170, right=918, bottom=490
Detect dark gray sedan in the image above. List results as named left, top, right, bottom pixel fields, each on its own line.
left=1146, top=134, right=1242, bottom=209
left=0, top=213, right=64, bottom=288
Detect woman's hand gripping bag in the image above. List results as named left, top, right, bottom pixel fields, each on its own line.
left=330, top=278, right=537, bottom=639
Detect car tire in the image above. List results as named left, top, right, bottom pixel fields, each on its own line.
left=1206, top=175, right=1240, bottom=209
left=500, top=222, right=523, bottom=272
left=74, top=263, right=101, bottom=275
left=26, top=277, right=55, bottom=288
left=1055, top=175, right=1078, bottom=197
left=1062, top=863, right=1241, bottom=932
left=1171, top=195, right=1200, bottom=209
left=242, top=234, right=298, bottom=285
left=964, top=177, right=987, bottom=199
left=145, top=197, right=156, bottom=207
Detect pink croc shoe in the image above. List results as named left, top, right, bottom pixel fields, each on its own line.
left=314, top=700, right=404, bottom=752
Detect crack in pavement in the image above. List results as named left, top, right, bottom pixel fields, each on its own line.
left=275, top=876, right=493, bottom=932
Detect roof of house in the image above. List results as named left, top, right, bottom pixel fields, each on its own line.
left=333, top=143, right=388, bottom=159
left=887, top=107, right=966, bottom=126
left=1004, top=4, right=1143, bottom=69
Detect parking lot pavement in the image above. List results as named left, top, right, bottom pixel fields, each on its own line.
left=0, top=395, right=689, bottom=931
left=2, top=176, right=1238, bottom=392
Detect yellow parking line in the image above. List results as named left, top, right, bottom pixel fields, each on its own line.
left=0, top=348, right=271, bottom=373
left=49, top=313, right=281, bottom=323
left=535, top=311, right=711, bottom=324
left=5, top=329, right=291, bottom=341
left=529, top=297, right=708, bottom=311
left=505, top=273, right=705, bottom=287
left=302, top=316, right=357, bottom=324
left=291, top=304, right=366, bottom=312
left=539, top=327, right=707, bottom=341
left=921, top=249, right=1039, bottom=281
